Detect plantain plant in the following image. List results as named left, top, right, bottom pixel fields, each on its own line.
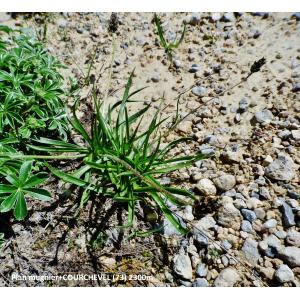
left=27, top=72, right=204, bottom=234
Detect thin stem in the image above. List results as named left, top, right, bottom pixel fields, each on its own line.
left=1, top=154, right=86, bottom=160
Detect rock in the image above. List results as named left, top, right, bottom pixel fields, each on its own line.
left=195, top=179, right=217, bottom=195
left=183, top=205, right=194, bottom=221
left=263, top=235, right=284, bottom=257
left=99, top=256, right=116, bottom=268
left=223, top=150, right=243, bottom=163
left=214, top=174, right=236, bottom=191
left=259, top=266, right=275, bottom=280
left=262, top=219, right=277, bottom=230
left=222, top=240, right=232, bottom=250
left=163, top=218, right=181, bottom=236
left=185, top=13, right=202, bottom=25
left=281, top=202, right=296, bottom=227
left=222, top=12, right=235, bottom=22
left=196, top=264, right=208, bottom=277
left=193, top=216, right=216, bottom=231
left=194, top=233, right=209, bottom=246
left=265, top=154, right=296, bottom=181
left=279, top=247, right=300, bottom=267
left=254, top=110, right=274, bottom=124
left=241, top=220, right=253, bottom=233
left=241, top=209, right=257, bottom=223
left=211, top=13, right=222, bottom=22
left=151, top=74, right=160, bottom=83
left=291, top=130, right=300, bottom=141
left=217, top=198, right=242, bottom=230
left=193, top=278, right=209, bottom=287
left=292, top=13, right=300, bottom=21
left=274, top=230, right=287, bottom=239
left=213, top=268, right=240, bottom=287
left=251, top=12, right=269, bottom=17
left=173, top=254, right=193, bottom=280
left=192, top=86, right=207, bottom=97
left=259, top=187, right=271, bottom=200
left=177, top=120, right=193, bottom=134
left=239, top=98, right=249, bottom=112
left=242, top=239, right=261, bottom=265
left=292, top=82, right=300, bottom=92
left=173, top=59, right=181, bottom=68
left=286, top=230, right=300, bottom=247
left=275, top=264, right=294, bottom=283
left=189, top=64, right=200, bottom=73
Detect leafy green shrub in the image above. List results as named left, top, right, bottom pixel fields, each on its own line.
left=0, top=25, right=69, bottom=144
left=0, top=160, right=51, bottom=220
left=30, top=72, right=204, bottom=234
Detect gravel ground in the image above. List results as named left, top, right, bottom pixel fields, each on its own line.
left=0, top=12, right=299, bottom=287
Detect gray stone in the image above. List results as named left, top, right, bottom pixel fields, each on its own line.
left=192, top=86, right=207, bottom=97
left=278, top=247, right=300, bottom=267
left=281, top=202, right=296, bottom=227
left=265, top=154, right=296, bottom=181
left=275, top=264, right=294, bottom=283
left=193, top=216, right=216, bottom=231
left=173, top=254, right=193, bottom=280
left=173, top=59, right=181, bottom=69
left=262, top=219, right=277, bottom=230
left=151, top=74, right=160, bottom=83
left=274, top=230, right=287, bottom=239
left=286, top=230, right=300, bottom=247
left=194, top=233, right=209, bottom=246
left=292, top=130, right=300, bottom=141
left=196, top=264, right=208, bottom=277
left=241, top=209, right=257, bottom=223
left=211, top=12, right=222, bottom=22
left=189, top=64, right=200, bottom=73
left=163, top=218, right=181, bottom=236
left=263, top=234, right=283, bottom=251
left=179, top=280, right=193, bottom=287
left=292, top=82, right=300, bottom=92
left=222, top=12, right=235, bottom=22
left=222, top=240, right=232, bottom=250
left=214, top=174, right=236, bottom=191
left=217, top=198, right=242, bottom=230
left=195, top=179, right=217, bottom=196
left=259, top=187, right=271, bottom=200
left=292, top=13, right=300, bottom=21
left=213, top=268, right=240, bottom=287
left=242, top=239, right=261, bottom=265
left=239, top=98, right=249, bottom=112
left=254, top=110, right=274, bottom=124
left=241, top=220, right=253, bottom=233
left=185, top=13, right=202, bottom=25
left=193, top=278, right=209, bottom=287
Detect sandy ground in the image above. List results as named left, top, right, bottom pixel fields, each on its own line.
left=0, top=12, right=299, bottom=287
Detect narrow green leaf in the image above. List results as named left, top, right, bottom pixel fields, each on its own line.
left=0, top=191, right=18, bottom=213
left=24, top=188, right=52, bottom=201
left=14, top=191, right=27, bottom=220
left=19, top=160, right=32, bottom=184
